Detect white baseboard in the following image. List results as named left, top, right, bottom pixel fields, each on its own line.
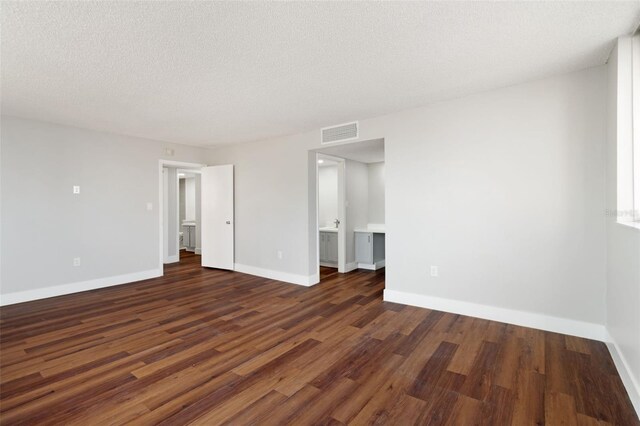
left=195, top=248, right=202, bottom=255
left=357, top=260, right=385, bottom=271
left=345, top=262, right=358, bottom=273
left=383, top=289, right=607, bottom=341
left=163, top=255, right=179, bottom=264
left=606, top=332, right=640, bottom=416
left=234, top=263, right=318, bottom=287
left=0, top=269, right=162, bottom=306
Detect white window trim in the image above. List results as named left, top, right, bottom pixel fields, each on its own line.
left=615, top=35, right=640, bottom=231
left=632, top=34, right=640, bottom=223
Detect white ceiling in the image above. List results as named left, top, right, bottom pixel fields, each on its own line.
left=2, top=2, right=639, bottom=147
left=318, top=139, right=385, bottom=164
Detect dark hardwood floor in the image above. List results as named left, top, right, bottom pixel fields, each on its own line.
left=0, top=251, right=637, bottom=425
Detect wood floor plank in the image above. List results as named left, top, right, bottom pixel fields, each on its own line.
left=0, top=252, right=637, bottom=425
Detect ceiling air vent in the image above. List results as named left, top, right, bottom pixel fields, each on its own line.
left=321, top=121, right=359, bottom=144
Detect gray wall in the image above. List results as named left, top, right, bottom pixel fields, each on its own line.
left=0, top=116, right=208, bottom=296
left=208, top=65, right=608, bottom=325
left=382, top=66, right=607, bottom=324
left=207, top=137, right=312, bottom=276
left=367, top=162, right=385, bottom=225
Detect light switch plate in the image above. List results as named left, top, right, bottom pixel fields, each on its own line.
left=73, top=186, right=80, bottom=194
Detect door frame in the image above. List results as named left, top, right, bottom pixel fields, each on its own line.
left=158, top=160, right=206, bottom=273
left=316, top=153, right=347, bottom=275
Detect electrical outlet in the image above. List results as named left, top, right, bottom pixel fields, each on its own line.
left=430, top=265, right=438, bottom=277
left=146, top=202, right=153, bottom=211
left=73, top=185, right=80, bottom=194
left=73, top=257, right=81, bottom=267
left=277, top=250, right=283, bottom=260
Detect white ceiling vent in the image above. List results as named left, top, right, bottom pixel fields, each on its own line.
left=321, top=121, right=359, bottom=144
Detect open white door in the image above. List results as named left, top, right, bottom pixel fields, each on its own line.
left=201, top=165, right=234, bottom=270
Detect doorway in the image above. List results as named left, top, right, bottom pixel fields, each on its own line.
left=317, top=154, right=346, bottom=274
left=312, top=139, right=386, bottom=283
left=159, top=160, right=236, bottom=274
left=177, top=169, right=201, bottom=260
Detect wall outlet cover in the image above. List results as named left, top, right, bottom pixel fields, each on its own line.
left=430, top=265, right=438, bottom=277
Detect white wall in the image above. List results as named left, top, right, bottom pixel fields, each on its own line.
left=345, top=159, right=369, bottom=266
left=208, top=137, right=313, bottom=280
left=318, top=165, right=338, bottom=228
left=384, top=67, right=607, bottom=327
left=606, top=36, right=640, bottom=413
left=367, top=162, right=385, bottom=225
left=195, top=174, right=202, bottom=253
left=179, top=179, right=186, bottom=225
left=164, top=167, right=179, bottom=261
left=0, top=116, right=208, bottom=303
left=0, top=66, right=609, bottom=336
left=185, top=177, right=196, bottom=221
left=208, top=65, right=608, bottom=329
left=163, top=168, right=170, bottom=259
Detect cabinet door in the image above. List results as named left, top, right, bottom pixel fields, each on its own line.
left=328, top=233, right=338, bottom=263
left=184, top=227, right=191, bottom=247
left=355, top=232, right=373, bottom=264
left=189, top=227, right=196, bottom=248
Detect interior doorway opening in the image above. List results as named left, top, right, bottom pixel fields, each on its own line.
left=177, top=169, right=201, bottom=260
left=317, top=154, right=346, bottom=273
left=159, top=160, right=236, bottom=274
left=313, top=138, right=386, bottom=283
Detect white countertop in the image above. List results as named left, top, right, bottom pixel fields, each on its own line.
left=319, top=227, right=338, bottom=233
left=354, top=227, right=386, bottom=234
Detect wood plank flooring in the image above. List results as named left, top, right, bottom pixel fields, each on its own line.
left=1, top=251, right=637, bottom=425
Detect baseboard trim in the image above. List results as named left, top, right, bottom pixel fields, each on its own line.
left=345, top=262, right=358, bottom=273
left=383, top=289, right=607, bottom=342
left=606, top=331, right=640, bottom=416
left=234, top=263, right=317, bottom=287
left=357, top=260, right=385, bottom=271
left=0, top=269, right=162, bottom=306
left=163, top=255, right=179, bottom=264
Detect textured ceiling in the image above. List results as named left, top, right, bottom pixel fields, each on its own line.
left=2, top=2, right=639, bottom=147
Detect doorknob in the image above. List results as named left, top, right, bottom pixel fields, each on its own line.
left=226, top=221, right=231, bottom=224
